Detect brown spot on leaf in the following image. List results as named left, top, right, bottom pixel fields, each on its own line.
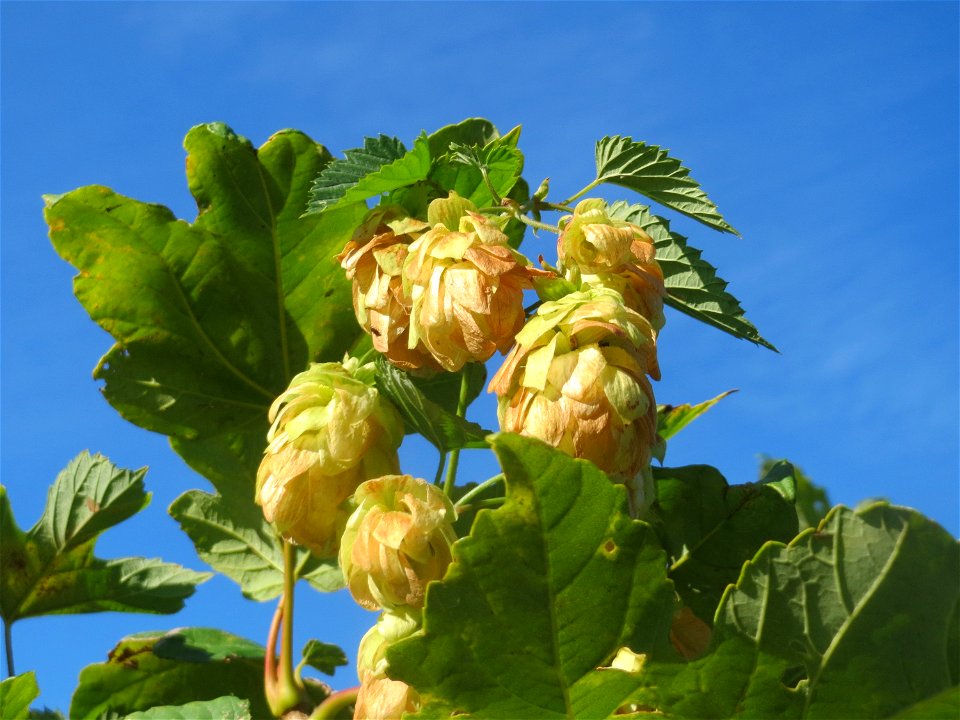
left=85, top=497, right=101, bottom=513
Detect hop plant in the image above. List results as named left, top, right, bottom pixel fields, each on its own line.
left=338, top=206, right=439, bottom=371
left=255, top=359, right=404, bottom=557
left=403, top=193, right=547, bottom=372
left=557, top=199, right=666, bottom=332
left=339, top=474, right=457, bottom=611
left=488, top=288, right=659, bottom=514
left=355, top=618, right=420, bottom=720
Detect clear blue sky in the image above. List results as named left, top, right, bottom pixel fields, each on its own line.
left=2, top=1, right=958, bottom=714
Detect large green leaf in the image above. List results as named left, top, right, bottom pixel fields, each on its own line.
left=609, top=201, right=776, bottom=350
left=634, top=503, right=960, bottom=719
left=652, top=462, right=798, bottom=623
left=0, top=672, right=39, bottom=720
left=594, top=136, right=738, bottom=235
left=306, top=133, right=431, bottom=214
left=70, top=628, right=269, bottom=720
left=373, top=357, right=492, bottom=452
left=388, top=433, right=678, bottom=718
left=891, top=686, right=959, bottom=719
left=168, top=490, right=342, bottom=601
left=124, top=695, right=251, bottom=720
left=0, top=453, right=208, bottom=623
left=45, top=123, right=367, bottom=497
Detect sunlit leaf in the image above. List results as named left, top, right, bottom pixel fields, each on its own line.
left=653, top=390, right=737, bottom=462
left=0, top=672, right=39, bottom=720
left=124, top=695, right=251, bottom=720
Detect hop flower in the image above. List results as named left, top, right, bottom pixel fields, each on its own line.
left=488, top=288, right=659, bottom=514
left=255, top=359, right=404, bottom=557
left=403, top=194, right=547, bottom=371
left=340, top=475, right=457, bottom=611
left=338, top=206, right=438, bottom=371
left=557, top=199, right=666, bottom=332
left=355, top=619, right=420, bottom=720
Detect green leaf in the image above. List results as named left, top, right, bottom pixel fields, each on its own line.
left=0, top=453, right=209, bottom=623
left=426, top=118, right=500, bottom=158
left=652, top=462, right=799, bottom=622
left=388, top=433, right=678, bottom=718
left=594, top=136, right=739, bottom=235
left=609, top=201, right=776, bottom=351
left=168, top=490, right=342, bottom=602
left=373, top=357, right=492, bottom=452
left=70, top=628, right=269, bottom=720
left=653, top=390, right=736, bottom=462
left=407, top=362, right=487, bottom=417
left=429, top=127, right=524, bottom=208
left=306, top=133, right=431, bottom=214
left=762, top=457, right=831, bottom=531
left=891, top=686, right=959, bottom=719
left=635, top=503, right=960, bottom=719
left=300, top=640, right=348, bottom=676
left=123, top=695, right=251, bottom=720
left=46, top=124, right=368, bottom=496
left=0, top=672, right=39, bottom=720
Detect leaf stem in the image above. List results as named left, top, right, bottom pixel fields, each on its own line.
left=454, top=474, right=505, bottom=510
left=442, top=372, right=471, bottom=497
left=515, top=213, right=561, bottom=234
left=480, top=166, right=503, bottom=205
left=434, top=451, right=447, bottom=486
left=455, top=497, right=507, bottom=514
left=280, top=542, right=299, bottom=690
left=310, top=687, right=359, bottom=720
left=561, top=178, right=602, bottom=206
left=3, top=620, right=13, bottom=677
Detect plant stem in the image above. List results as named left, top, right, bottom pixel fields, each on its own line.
left=480, top=167, right=502, bottom=205
left=455, top=497, right=507, bottom=514
left=516, top=213, right=561, bottom=234
left=561, top=178, right=602, bottom=206
left=443, top=372, right=471, bottom=497
left=280, top=542, right=298, bottom=690
left=3, top=620, right=13, bottom=677
left=434, top=451, right=447, bottom=486
left=454, top=474, right=505, bottom=510
left=310, top=687, right=360, bottom=720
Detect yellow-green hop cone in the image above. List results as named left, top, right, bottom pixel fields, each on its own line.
left=255, top=359, right=404, bottom=557
left=488, top=288, right=659, bottom=515
left=403, top=195, right=549, bottom=372
left=355, top=618, right=420, bottom=720
left=340, top=474, right=457, bottom=611
left=557, top=199, right=666, bottom=333
left=338, top=206, right=438, bottom=371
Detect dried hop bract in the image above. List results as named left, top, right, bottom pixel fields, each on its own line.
left=340, top=474, right=457, bottom=611
left=255, top=359, right=404, bottom=557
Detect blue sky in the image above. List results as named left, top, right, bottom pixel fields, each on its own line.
left=2, top=1, right=958, bottom=713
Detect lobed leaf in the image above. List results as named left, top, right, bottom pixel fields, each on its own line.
left=595, top=136, right=738, bottom=235
left=0, top=672, right=39, bottom=720
left=168, top=489, right=342, bottom=602
left=123, top=695, right=251, bottom=720
left=388, top=433, right=678, bottom=718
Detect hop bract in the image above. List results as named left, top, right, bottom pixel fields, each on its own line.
left=488, top=288, right=659, bottom=514
left=403, top=194, right=545, bottom=372
left=355, top=620, right=420, bottom=720
left=255, top=359, right=403, bottom=557
left=339, top=474, right=457, bottom=611
left=557, top=199, right=666, bottom=332
left=338, top=206, right=438, bottom=371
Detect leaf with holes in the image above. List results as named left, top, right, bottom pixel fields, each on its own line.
left=633, top=503, right=960, bottom=719
left=0, top=453, right=209, bottom=625
left=387, top=433, right=678, bottom=718
left=45, top=123, right=368, bottom=499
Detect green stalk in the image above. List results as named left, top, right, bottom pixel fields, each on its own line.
left=310, top=687, right=360, bottom=720
left=515, top=213, right=561, bottom=234
left=561, top=178, right=602, bottom=206
left=443, top=372, right=471, bottom=497
left=265, top=543, right=305, bottom=717
left=454, top=473, right=504, bottom=511
left=433, top=451, right=447, bottom=486
left=3, top=620, right=13, bottom=677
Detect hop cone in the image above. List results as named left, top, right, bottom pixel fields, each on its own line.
left=255, top=359, right=403, bottom=557
left=340, top=474, right=457, bottom=611
left=355, top=617, right=420, bottom=720
left=489, top=288, right=659, bottom=514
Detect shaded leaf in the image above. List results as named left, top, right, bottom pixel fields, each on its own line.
left=388, top=433, right=678, bottom=718
left=300, top=640, right=348, bottom=676
left=0, top=672, right=39, bottom=720
left=891, top=686, right=959, bottom=719
left=652, top=462, right=798, bottom=622
left=374, top=357, right=492, bottom=452
left=762, top=457, right=831, bottom=531
left=429, top=127, right=523, bottom=208
left=635, top=504, right=960, bottom=719
left=426, top=118, right=500, bottom=158
left=69, top=628, right=268, bottom=720
left=609, top=201, right=775, bottom=350
left=168, top=490, right=342, bottom=602
left=653, top=390, right=737, bottom=462
left=306, top=133, right=431, bottom=214
left=595, top=135, right=738, bottom=235
left=124, top=695, right=251, bottom=720
left=0, top=454, right=208, bottom=623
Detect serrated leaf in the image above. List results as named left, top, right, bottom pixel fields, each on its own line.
left=46, top=123, right=368, bottom=500
left=654, top=390, right=736, bottom=462
left=123, top=695, right=251, bottom=720
left=168, top=490, right=342, bottom=602
left=306, top=133, right=431, bottom=214
left=374, top=357, right=492, bottom=453
left=300, top=640, right=348, bottom=676
left=0, top=672, right=39, bottom=720
left=388, top=433, right=678, bottom=718
left=634, top=504, right=960, bottom=719
left=595, top=136, right=738, bottom=235
left=0, top=454, right=209, bottom=624
left=69, top=628, right=268, bottom=720
left=609, top=201, right=776, bottom=350
left=652, top=462, right=799, bottom=622
left=426, top=118, right=500, bottom=158
left=429, top=127, right=523, bottom=208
